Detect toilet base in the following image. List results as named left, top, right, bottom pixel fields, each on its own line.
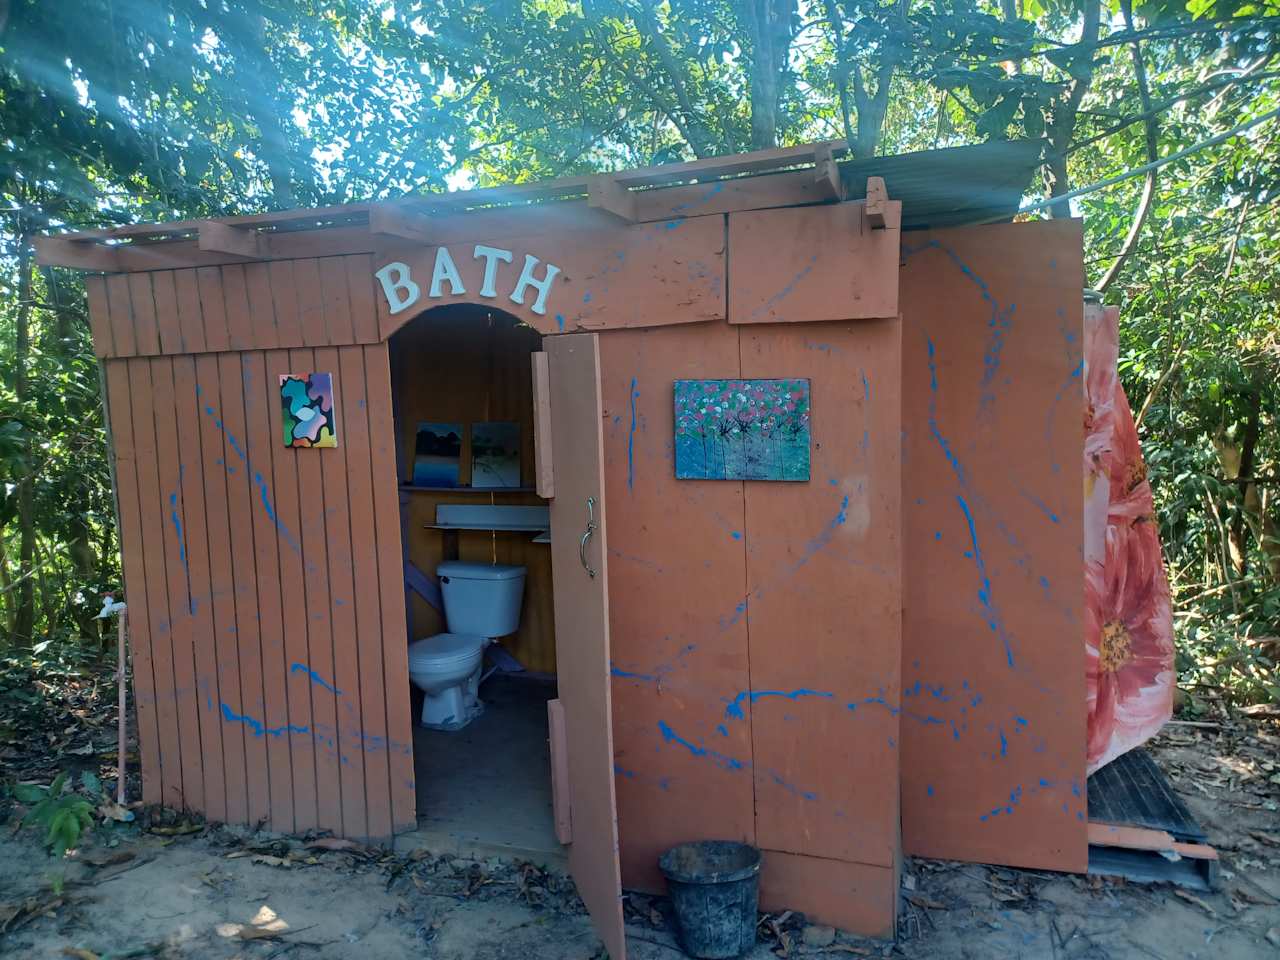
left=418, top=666, right=484, bottom=730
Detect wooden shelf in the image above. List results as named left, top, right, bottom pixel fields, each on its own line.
left=400, top=485, right=540, bottom=495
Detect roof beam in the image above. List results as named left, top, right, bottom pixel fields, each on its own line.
left=865, top=176, right=890, bottom=229
left=369, top=204, right=433, bottom=244
left=197, top=220, right=263, bottom=258
left=34, top=236, right=124, bottom=272
left=587, top=176, right=638, bottom=223
left=813, top=144, right=844, bottom=201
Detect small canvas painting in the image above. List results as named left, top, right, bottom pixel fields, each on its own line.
left=674, top=378, right=810, bottom=481
left=280, top=372, right=337, bottom=448
left=412, top=422, right=463, bottom=487
left=471, top=421, right=522, bottom=488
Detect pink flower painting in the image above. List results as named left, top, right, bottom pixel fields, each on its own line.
left=1083, top=304, right=1175, bottom=773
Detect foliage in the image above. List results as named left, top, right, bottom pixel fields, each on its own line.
left=0, top=0, right=1275, bottom=708
left=13, top=771, right=97, bottom=858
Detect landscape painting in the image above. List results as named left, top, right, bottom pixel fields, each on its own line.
left=674, top=378, right=810, bottom=481
left=471, top=421, right=522, bottom=488
left=279, top=372, right=337, bottom=448
left=412, top=422, right=463, bottom=487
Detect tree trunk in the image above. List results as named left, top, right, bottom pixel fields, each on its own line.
left=1045, top=0, right=1102, bottom=217
left=14, top=230, right=35, bottom=645
left=744, top=0, right=796, bottom=149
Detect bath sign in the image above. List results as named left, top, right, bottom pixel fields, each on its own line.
left=375, top=245, right=563, bottom=316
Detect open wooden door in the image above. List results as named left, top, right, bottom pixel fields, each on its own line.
left=540, top=333, right=626, bottom=959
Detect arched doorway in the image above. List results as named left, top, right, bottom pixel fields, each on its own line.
left=388, top=302, right=560, bottom=859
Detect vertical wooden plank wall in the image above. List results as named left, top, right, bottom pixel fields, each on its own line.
left=601, top=317, right=903, bottom=937
left=92, top=257, right=415, bottom=840
left=899, top=220, right=1088, bottom=872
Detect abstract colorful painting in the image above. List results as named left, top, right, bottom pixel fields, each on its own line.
left=279, top=372, right=337, bottom=448
left=412, top=422, right=463, bottom=487
left=471, top=421, right=522, bottom=488
left=674, top=379, right=810, bottom=481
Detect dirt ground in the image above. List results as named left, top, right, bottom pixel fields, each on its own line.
left=1, top=720, right=1277, bottom=960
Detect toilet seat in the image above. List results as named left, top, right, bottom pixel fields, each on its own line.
left=407, top=633, right=486, bottom=670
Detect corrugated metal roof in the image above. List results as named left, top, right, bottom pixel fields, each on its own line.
left=838, top=140, right=1045, bottom=230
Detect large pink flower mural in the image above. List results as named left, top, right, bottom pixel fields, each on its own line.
left=1083, top=304, right=1176, bottom=773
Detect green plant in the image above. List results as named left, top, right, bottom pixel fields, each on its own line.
left=14, top=772, right=95, bottom=857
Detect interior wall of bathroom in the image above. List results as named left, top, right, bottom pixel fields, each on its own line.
left=389, top=305, right=556, bottom=674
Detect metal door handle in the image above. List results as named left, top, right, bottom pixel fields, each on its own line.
left=579, top=496, right=597, bottom=578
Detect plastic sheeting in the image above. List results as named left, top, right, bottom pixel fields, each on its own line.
left=1083, top=303, right=1176, bottom=774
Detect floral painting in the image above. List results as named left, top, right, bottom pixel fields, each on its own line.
left=1083, top=304, right=1175, bottom=773
left=279, top=372, right=337, bottom=448
left=674, top=379, right=810, bottom=481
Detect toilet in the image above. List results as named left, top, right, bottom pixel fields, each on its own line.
left=407, top=561, right=527, bottom=730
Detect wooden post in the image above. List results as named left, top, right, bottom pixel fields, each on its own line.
left=117, top=608, right=128, bottom=805
left=865, top=176, right=889, bottom=229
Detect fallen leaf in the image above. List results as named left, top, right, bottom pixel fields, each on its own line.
left=1173, top=889, right=1217, bottom=916
left=239, top=925, right=284, bottom=941
left=306, top=837, right=367, bottom=853
left=61, top=949, right=99, bottom=960
left=97, top=803, right=134, bottom=823
left=80, top=849, right=135, bottom=869
left=250, top=854, right=292, bottom=868
left=1232, top=886, right=1276, bottom=906
left=906, top=894, right=947, bottom=910
left=149, top=822, right=201, bottom=836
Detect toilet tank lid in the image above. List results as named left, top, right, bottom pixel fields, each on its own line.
left=436, top=561, right=526, bottom=582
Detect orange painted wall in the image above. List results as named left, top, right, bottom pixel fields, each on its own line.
left=601, top=316, right=903, bottom=938
left=899, top=219, right=1088, bottom=872
left=95, top=261, right=416, bottom=842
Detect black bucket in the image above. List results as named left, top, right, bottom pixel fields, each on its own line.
left=658, top=841, right=761, bottom=958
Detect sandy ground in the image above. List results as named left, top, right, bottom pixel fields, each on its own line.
left=1, top=721, right=1277, bottom=960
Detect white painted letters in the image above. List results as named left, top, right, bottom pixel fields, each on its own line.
left=510, top=254, right=562, bottom=316
left=473, top=244, right=514, bottom=298
left=374, top=261, right=421, bottom=315
left=429, top=246, right=466, bottom=297
left=375, top=246, right=562, bottom=317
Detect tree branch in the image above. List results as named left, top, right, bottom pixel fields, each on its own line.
left=1097, top=0, right=1158, bottom=292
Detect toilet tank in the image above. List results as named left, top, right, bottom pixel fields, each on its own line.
left=437, top=562, right=527, bottom=637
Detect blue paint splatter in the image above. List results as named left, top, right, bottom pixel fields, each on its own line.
left=555, top=312, right=566, bottom=332
left=956, top=494, right=1014, bottom=668
left=730, top=530, right=742, bottom=540
left=723, top=688, right=834, bottom=721
left=1021, top=489, right=1061, bottom=524
left=627, top=377, right=639, bottom=492
left=611, top=666, right=660, bottom=682
left=751, top=255, right=818, bottom=320
left=291, top=662, right=343, bottom=696
left=658, top=720, right=744, bottom=770
left=221, top=702, right=309, bottom=738
left=861, top=370, right=871, bottom=403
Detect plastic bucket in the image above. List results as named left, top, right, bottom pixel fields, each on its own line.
left=658, top=841, right=761, bottom=958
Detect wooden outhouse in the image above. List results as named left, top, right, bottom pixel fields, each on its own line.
left=40, top=141, right=1097, bottom=951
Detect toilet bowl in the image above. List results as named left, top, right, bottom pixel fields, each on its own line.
left=407, top=562, right=526, bottom=730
